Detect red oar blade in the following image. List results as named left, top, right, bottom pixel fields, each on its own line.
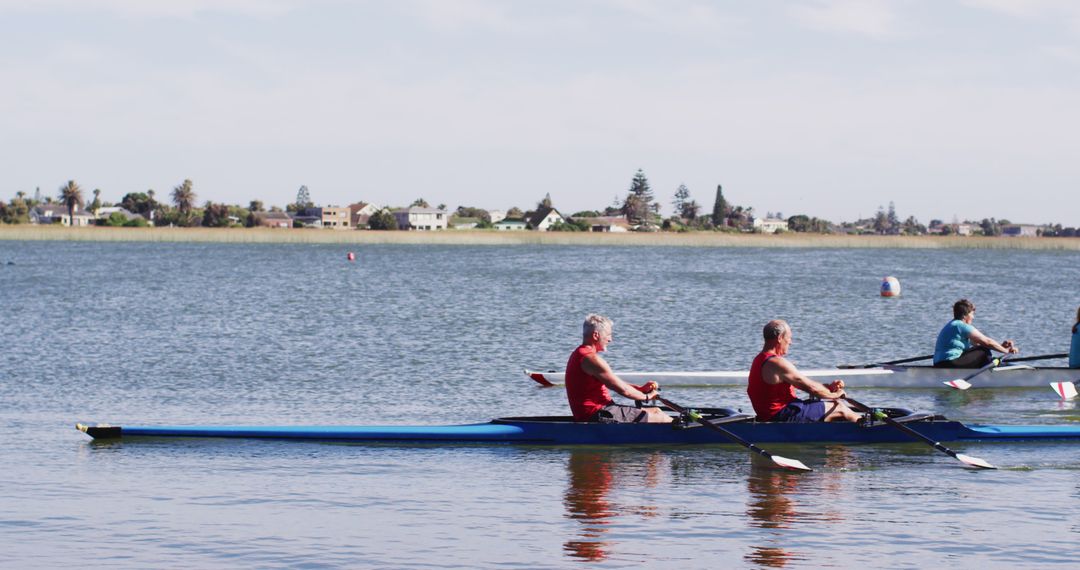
left=525, top=370, right=556, bottom=387
left=955, top=453, right=997, bottom=470
left=770, top=455, right=812, bottom=472
left=944, top=379, right=972, bottom=390
left=1051, top=382, right=1078, bottom=400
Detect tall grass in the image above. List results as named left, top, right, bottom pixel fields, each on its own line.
left=1, top=225, right=1078, bottom=250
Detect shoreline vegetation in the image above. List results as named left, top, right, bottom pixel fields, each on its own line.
left=2, top=225, right=1079, bottom=250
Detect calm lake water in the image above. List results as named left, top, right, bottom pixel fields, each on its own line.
left=1, top=241, right=1079, bottom=568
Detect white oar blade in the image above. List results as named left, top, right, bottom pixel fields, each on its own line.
left=944, top=379, right=972, bottom=390
left=771, top=455, right=812, bottom=472
left=1050, top=382, right=1078, bottom=400
left=956, top=453, right=997, bottom=470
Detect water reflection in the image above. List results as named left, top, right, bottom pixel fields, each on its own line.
left=744, top=446, right=853, bottom=567
left=562, top=449, right=665, bottom=561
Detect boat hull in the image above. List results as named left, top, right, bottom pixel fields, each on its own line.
left=525, top=365, right=1080, bottom=389
left=76, top=418, right=1080, bottom=445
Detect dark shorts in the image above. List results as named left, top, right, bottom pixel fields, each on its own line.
left=770, top=400, right=826, bottom=423
left=590, top=403, right=648, bottom=424
left=934, top=347, right=992, bottom=368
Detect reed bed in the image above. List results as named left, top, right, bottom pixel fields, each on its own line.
left=2, top=225, right=1078, bottom=250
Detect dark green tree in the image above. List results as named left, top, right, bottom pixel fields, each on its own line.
left=711, top=184, right=728, bottom=227
left=410, top=198, right=430, bottom=208
left=121, top=192, right=154, bottom=216
left=201, top=201, right=231, bottom=227
left=367, top=209, right=398, bottom=230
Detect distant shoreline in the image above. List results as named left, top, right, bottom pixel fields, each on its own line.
left=1, top=225, right=1078, bottom=250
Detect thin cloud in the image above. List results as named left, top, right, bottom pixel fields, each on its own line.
left=787, top=0, right=901, bottom=39
left=0, top=0, right=298, bottom=19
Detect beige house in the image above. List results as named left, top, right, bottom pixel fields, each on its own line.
left=258, top=211, right=293, bottom=228
left=393, top=207, right=448, bottom=230
left=321, top=206, right=351, bottom=229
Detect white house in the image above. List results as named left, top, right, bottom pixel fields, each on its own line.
left=350, top=202, right=378, bottom=227
left=1002, top=224, right=1039, bottom=237
left=486, top=209, right=506, bottom=224
left=30, top=204, right=95, bottom=226
left=393, top=207, right=448, bottom=230
left=574, top=216, right=631, bottom=232
left=527, top=207, right=564, bottom=231
left=493, top=219, right=527, bottom=231
left=752, top=217, right=789, bottom=233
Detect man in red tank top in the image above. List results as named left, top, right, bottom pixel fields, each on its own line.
left=748, top=320, right=861, bottom=422
left=565, top=314, right=672, bottom=423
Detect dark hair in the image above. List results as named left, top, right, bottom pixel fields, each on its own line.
left=953, top=299, right=975, bottom=320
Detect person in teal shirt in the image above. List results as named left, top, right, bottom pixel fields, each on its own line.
left=933, top=299, right=1018, bottom=368
left=1070, top=306, right=1080, bottom=369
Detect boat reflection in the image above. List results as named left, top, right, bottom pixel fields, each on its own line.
left=744, top=446, right=852, bottom=567
left=562, top=449, right=665, bottom=561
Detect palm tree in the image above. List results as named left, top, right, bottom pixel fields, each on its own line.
left=171, top=179, right=196, bottom=215
left=58, top=180, right=84, bottom=227
left=90, top=189, right=102, bottom=215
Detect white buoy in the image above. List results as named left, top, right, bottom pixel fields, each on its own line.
left=880, top=276, right=900, bottom=297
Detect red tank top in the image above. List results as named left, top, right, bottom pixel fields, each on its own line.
left=565, top=344, right=613, bottom=421
left=747, top=350, right=797, bottom=421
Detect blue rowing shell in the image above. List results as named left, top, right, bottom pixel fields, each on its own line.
left=76, top=417, right=1080, bottom=445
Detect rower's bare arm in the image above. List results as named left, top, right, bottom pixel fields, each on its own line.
left=581, top=354, right=652, bottom=400
left=969, top=328, right=1019, bottom=354
left=773, top=358, right=843, bottom=399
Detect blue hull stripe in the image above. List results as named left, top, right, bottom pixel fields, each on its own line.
left=79, top=419, right=1080, bottom=445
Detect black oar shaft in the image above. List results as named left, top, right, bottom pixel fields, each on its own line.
left=838, top=354, right=933, bottom=369
left=844, top=398, right=978, bottom=464
left=1006, top=352, right=1066, bottom=363
left=657, top=397, right=795, bottom=466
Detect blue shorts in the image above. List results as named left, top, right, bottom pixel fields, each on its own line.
left=770, top=400, right=826, bottom=423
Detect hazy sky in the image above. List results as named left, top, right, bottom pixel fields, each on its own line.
left=2, top=0, right=1078, bottom=223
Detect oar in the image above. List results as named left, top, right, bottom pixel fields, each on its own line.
left=843, top=397, right=996, bottom=469
left=837, top=354, right=933, bottom=369
left=1007, top=352, right=1066, bottom=364
left=656, top=396, right=811, bottom=472
left=1050, top=381, right=1078, bottom=400
left=943, top=354, right=1011, bottom=390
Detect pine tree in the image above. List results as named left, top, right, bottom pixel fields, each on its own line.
left=295, top=185, right=312, bottom=209
left=624, top=169, right=654, bottom=224
left=711, top=185, right=728, bottom=226
left=672, top=184, right=690, bottom=218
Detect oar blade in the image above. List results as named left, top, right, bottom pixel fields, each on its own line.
left=1050, top=382, right=1078, bottom=400
left=944, top=379, right=972, bottom=390
left=955, top=453, right=997, bottom=470
left=771, top=455, right=812, bottom=472
left=525, top=370, right=556, bottom=387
